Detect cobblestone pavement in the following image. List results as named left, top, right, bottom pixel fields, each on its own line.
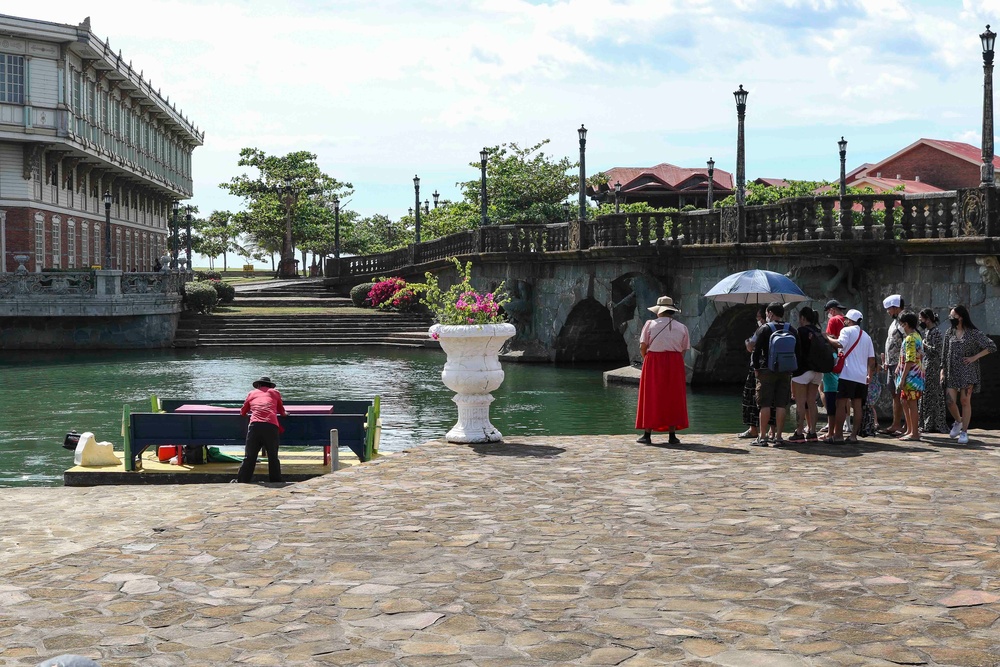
left=2, top=430, right=1000, bottom=666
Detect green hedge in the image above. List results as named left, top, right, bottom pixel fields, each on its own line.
left=350, top=282, right=376, bottom=307
left=183, top=280, right=219, bottom=313
left=209, top=279, right=236, bottom=304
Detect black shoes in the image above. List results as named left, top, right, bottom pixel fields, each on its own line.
left=668, top=434, right=680, bottom=445
left=636, top=434, right=652, bottom=444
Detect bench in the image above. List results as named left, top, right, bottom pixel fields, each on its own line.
left=126, top=412, right=370, bottom=472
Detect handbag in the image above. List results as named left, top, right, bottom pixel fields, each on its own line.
left=832, top=331, right=862, bottom=375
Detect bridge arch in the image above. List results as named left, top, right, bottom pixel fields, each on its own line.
left=554, top=298, right=629, bottom=363
left=690, top=304, right=759, bottom=385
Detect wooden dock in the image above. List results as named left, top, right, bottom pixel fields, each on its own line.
left=64, top=447, right=366, bottom=486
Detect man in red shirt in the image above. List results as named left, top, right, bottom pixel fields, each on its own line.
left=236, top=376, right=287, bottom=483
left=824, top=299, right=847, bottom=339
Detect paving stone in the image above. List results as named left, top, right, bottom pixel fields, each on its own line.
left=0, top=434, right=999, bottom=664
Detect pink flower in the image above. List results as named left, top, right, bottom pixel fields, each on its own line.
left=431, top=331, right=440, bottom=340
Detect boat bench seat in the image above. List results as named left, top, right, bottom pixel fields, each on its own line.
left=127, top=412, right=369, bottom=471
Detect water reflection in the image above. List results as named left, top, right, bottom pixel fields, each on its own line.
left=0, top=348, right=743, bottom=487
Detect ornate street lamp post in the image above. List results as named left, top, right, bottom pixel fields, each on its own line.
left=413, top=175, right=421, bottom=244
left=578, top=125, right=587, bottom=221
left=838, top=136, right=848, bottom=197
left=424, top=199, right=430, bottom=215
left=480, top=148, right=489, bottom=226
left=433, top=190, right=440, bottom=209
left=614, top=181, right=622, bottom=214
left=706, top=158, right=715, bottom=208
left=103, top=191, right=112, bottom=269
left=170, top=200, right=180, bottom=268
left=185, top=206, right=193, bottom=272
left=733, top=85, right=749, bottom=242
left=332, top=196, right=341, bottom=261
left=562, top=201, right=570, bottom=221
left=982, top=24, right=996, bottom=187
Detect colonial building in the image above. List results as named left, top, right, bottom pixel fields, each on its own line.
left=0, top=14, right=202, bottom=273
left=589, top=163, right=734, bottom=210
left=848, top=138, right=999, bottom=191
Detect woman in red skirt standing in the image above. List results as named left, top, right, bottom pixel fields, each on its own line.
left=636, top=296, right=690, bottom=445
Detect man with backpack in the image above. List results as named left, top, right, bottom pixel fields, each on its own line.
left=746, top=302, right=799, bottom=446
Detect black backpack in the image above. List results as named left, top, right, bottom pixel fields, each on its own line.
left=807, top=328, right=836, bottom=373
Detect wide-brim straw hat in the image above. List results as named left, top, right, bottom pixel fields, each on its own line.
left=647, top=296, right=681, bottom=315
left=252, top=376, right=276, bottom=389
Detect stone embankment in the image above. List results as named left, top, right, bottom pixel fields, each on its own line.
left=3, top=431, right=999, bottom=665
left=175, top=279, right=437, bottom=349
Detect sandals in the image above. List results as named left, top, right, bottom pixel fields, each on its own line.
left=877, top=428, right=904, bottom=437
left=820, top=436, right=845, bottom=444
left=846, top=436, right=859, bottom=444
left=737, top=429, right=757, bottom=439
left=750, top=436, right=770, bottom=447
left=897, top=435, right=920, bottom=442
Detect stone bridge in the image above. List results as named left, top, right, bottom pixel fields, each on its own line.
left=331, top=189, right=1000, bottom=409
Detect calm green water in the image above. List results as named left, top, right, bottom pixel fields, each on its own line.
left=0, top=348, right=743, bottom=487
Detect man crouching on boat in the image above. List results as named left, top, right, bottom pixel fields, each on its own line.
left=236, top=376, right=287, bottom=483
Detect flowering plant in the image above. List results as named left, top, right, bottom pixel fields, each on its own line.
left=368, top=277, right=415, bottom=312
left=412, top=258, right=509, bottom=328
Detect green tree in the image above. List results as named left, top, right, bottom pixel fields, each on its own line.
left=220, top=148, right=352, bottom=276
left=192, top=211, right=239, bottom=271
left=346, top=214, right=413, bottom=255
left=459, top=140, right=577, bottom=226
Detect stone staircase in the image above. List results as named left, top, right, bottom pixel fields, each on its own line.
left=174, top=279, right=439, bottom=349
left=233, top=278, right=353, bottom=308
left=190, top=313, right=436, bottom=348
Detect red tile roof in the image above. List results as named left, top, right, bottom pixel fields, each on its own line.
left=602, top=163, right=735, bottom=193
left=867, top=138, right=1000, bottom=171
left=815, top=177, right=945, bottom=195
left=753, top=178, right=790, bottom=188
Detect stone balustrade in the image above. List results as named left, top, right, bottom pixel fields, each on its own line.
left=335, top=188, right=997, bottom=279
left=0, top=269, right=186, bottom=318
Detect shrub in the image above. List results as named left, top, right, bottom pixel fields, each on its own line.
left=350, top=282, right=376, bottom=307
left=196, top=270, right=222, bottom=281
left=368, top=277, right=415, bottom=311
left=183, top=280, right=219, bottom=314
left=411, top=258, right=509, bottom=325
left=209, top=279, right=236, bottom=304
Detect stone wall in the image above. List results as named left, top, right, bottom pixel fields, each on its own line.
left=0, top=312, right=180, bottom=349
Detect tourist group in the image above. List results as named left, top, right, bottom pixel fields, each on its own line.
left=635, top=294, right=996, bottom=447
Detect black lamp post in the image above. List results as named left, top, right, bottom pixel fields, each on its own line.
left=562, top=201, right=570, bottom=221
left=982, top=24, right=996, bottom=187
left=185, top=206, right=193, bottom=272
left=424, top=199, right=430, bottom=215
left=433, top=190, right=440, bottom=209
left=332, top=196, right=341, bottom=261
left=706, top=158, right=715, bottom=208
left=413, top=175, right=421, bottom=244
left=480, top=148, right=489, bottom=226
left=171, top=200, right=180, bottom=269
left=734, top=84, right=748, bottom=242
left=578, top=125, right=587, bottom=221
left=614, top=181, right=622, bottom=214
left=838, top=136, right=848, bottom=197
left=103, top=191, right=112, bottom=269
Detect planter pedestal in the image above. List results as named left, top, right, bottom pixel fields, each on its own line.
left=431, top=323, right=516, bottom=443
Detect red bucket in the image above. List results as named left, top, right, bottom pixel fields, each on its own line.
left=157, top=445, right=179, bottom=462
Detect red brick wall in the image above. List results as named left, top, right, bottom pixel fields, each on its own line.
left=875, top=145, right=980, bottom=190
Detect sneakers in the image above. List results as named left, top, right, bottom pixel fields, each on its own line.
left=788, top=432, right=806, bottom=443
left=806, top=432, right=819, bottom=442
left=949, top=422, right=963, bottom=439
left=957, top=431, right=969, bottom=445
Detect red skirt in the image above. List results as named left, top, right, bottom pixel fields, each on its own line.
left=635, top=351, right=689, bottom=431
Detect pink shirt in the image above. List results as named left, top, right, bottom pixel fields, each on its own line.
left=640, top=317, right=691, bottom=353
left=240, top=388, right=287, bottom=427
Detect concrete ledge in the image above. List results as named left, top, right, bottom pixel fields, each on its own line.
left=604, top=365, right=641, bottom=386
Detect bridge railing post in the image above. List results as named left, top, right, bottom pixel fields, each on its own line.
left=569, top=219, right=582, bottom=251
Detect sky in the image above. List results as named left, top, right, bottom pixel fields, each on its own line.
left=20, top=0, right=1000, bottom=263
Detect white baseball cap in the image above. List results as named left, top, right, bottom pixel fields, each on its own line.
left=846, top=309, right=864, bottom=323
left=882, top=294, right=901, bottom=309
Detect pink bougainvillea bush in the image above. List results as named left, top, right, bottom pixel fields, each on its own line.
left=412, top=258, right=509, bottom=329
left=368, top=277, right=416, bottom=311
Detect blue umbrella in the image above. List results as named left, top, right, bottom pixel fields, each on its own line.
left=704, top=269, right=809, bottom=305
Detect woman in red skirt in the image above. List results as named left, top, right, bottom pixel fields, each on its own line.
left=636, top=296, right=690, bottom=445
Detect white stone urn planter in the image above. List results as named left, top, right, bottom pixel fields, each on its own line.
left=431, top=322, right=516, bottom=443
